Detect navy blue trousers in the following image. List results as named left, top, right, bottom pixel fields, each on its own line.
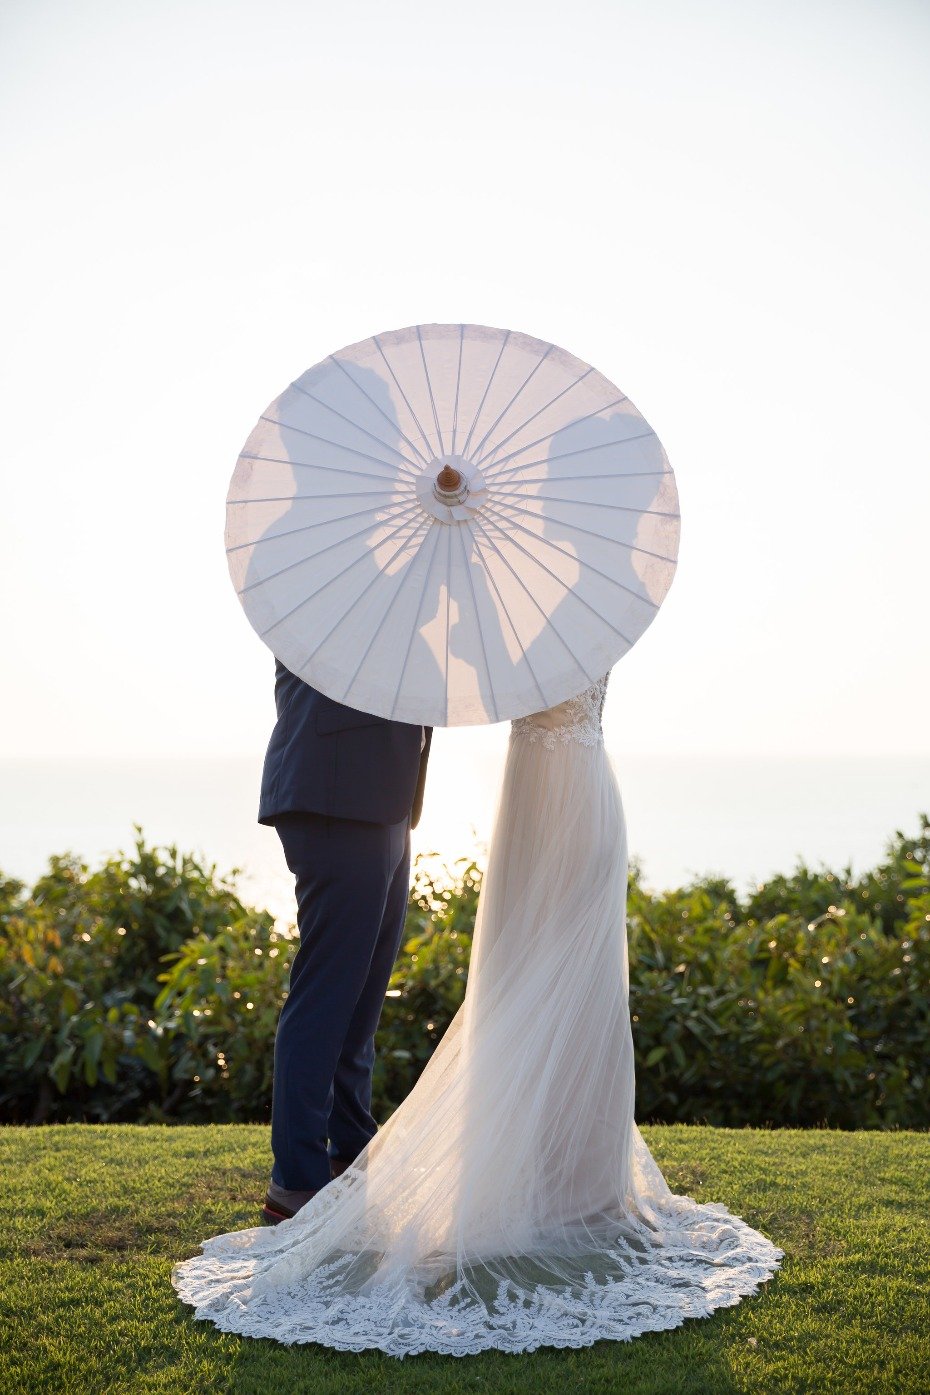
left=270, top=810, right=411, bottom=1191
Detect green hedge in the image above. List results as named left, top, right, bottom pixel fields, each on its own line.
left=1, top=817, right=927, bottom=1129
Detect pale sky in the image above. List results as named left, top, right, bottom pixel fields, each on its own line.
left=2, top=0, right=928, bottom=774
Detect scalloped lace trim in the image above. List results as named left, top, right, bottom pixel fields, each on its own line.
left=172, top=1196, right=783, bottom=1357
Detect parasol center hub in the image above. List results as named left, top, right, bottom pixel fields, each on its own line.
left=416, top=454, right=487, bottom=521
left=432, top=459, right=470, bottom=504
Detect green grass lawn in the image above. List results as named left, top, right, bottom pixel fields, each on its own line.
left=0, top=1124, right=927, bottom=1395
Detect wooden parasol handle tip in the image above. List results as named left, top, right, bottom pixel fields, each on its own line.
left=436, top=464, right=463, bottom=491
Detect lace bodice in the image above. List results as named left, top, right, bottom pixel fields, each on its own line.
left=511, top=673, right=609, bottom=750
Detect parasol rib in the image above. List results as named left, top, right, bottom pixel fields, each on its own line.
left=252, top=430, right=415, bottom=480
left=457, top=521, right=500, bottom=723
left=374, top=335, right=439, bottom=465
left=479, top=500, right=662, bottom=611
left=338, top=517, right=440, bottom=708
left=485, top=429, right=660, bottom=481
left=484, top=496, right=677, bottom=567
left=327, top=355, right=431, bottom=468
left=471, top=513, right=594, bottom=690
left=443, top=523, right=452, bottom=724
left=388, top=522, right=445, bottom=718
left=237, top=499, right=422, bottom=597
left=227, top=489, right=402, bottom=505
left=259, top=511, right=431, bottom=642
left=228, top=497, right=420, bottom=554
left=488, top=496, right=677, bottom=566
left=471, top=344, right=553, bottom=462
left=287, top=386, right=422, bottom=478
left=474, top=366, right=594, bottom=468
left=461, top=330, right=511, bottom=459
left=481, top=500, right=637, bottom=645
left=477, top=398, right=632, bottom=478
left=417, top=325, right=446, bottom=458
left=286, top=514, right=433, bottom=670
left=492, top=468, right=670, bottom=487
left=450, top=325, right=464, bottom=455
left=490, top=483, right=680, bottom=521
left=466, top=524, right=550, bottom=711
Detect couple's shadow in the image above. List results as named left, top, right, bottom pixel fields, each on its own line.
left=236, top=355, right=665, bottom=724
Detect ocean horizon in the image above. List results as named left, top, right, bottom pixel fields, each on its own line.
left=2, top=750, right=927, bottom=924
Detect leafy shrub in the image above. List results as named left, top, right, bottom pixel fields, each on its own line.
left=1, top=817, right=928, bottom=1130
left=144, top=915, right=287, bottom=1122
left=0, top=830, right=278, bottom=1123
left=627, top=887, right=930, bottom=1129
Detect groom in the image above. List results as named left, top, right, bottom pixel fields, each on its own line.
left=257, top=657, right=432, bottom=1224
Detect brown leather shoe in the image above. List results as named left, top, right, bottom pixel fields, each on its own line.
left=261, top=1179, right=320, bottom=1225
left=261, top=1158, right=356, bottom=1224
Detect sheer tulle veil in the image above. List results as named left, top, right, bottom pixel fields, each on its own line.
left=171, top=674, right=783, bottom=1355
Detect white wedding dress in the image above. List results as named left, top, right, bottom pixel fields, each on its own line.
left=171, top=674, right=783, bottom=1356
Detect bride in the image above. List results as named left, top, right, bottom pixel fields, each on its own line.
left=171, top=672, right=783, bottom=1355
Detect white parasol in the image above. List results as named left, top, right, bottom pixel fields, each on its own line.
left=226, top=323, right=680, bottom=726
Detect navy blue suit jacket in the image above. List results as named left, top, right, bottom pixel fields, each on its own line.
left=258, top=660, right=432, bottom=828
